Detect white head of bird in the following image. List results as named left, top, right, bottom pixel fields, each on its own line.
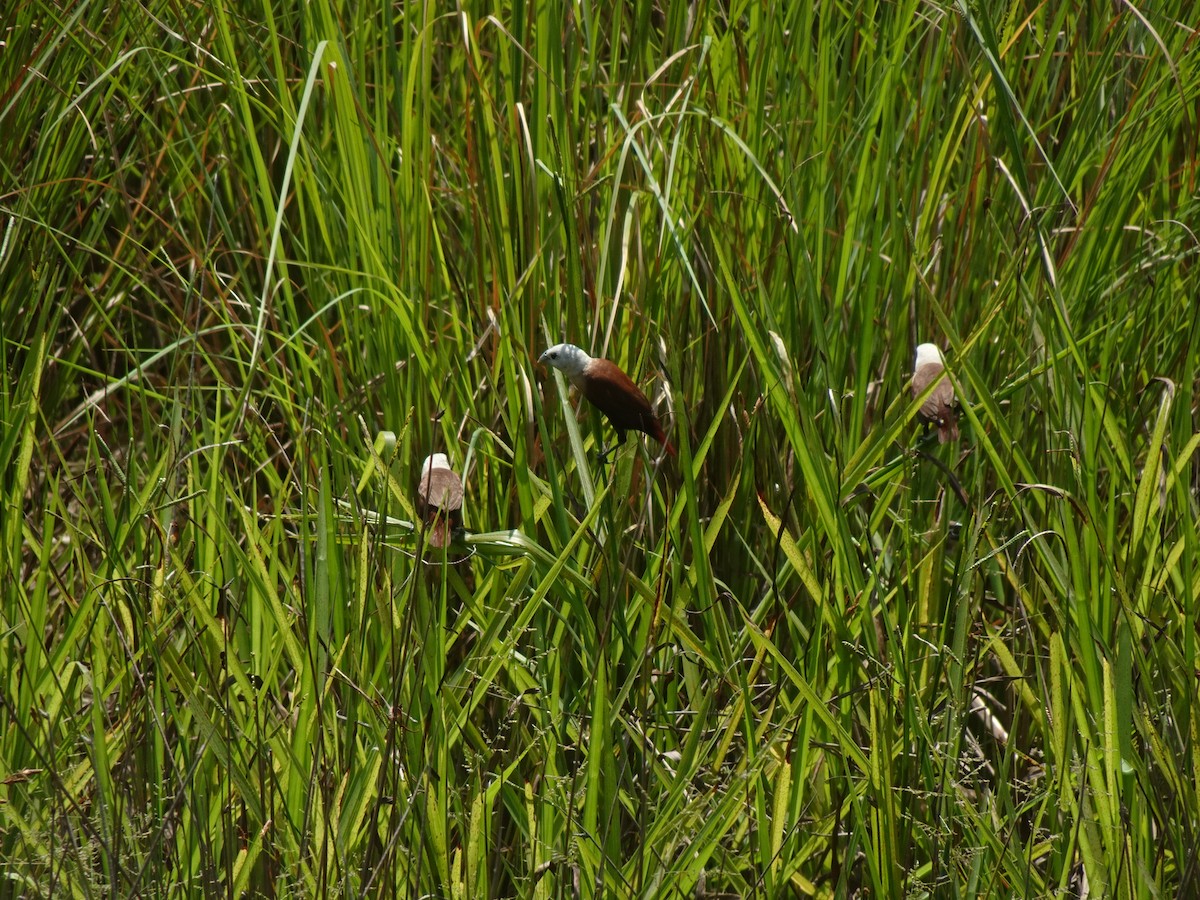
left=538, top=343, right=592, bottom=381
left=421, top=453, right=452, bottom=478
left=915, top=343, right=944, bottom=368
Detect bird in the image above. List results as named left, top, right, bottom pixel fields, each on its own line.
left=416, top=453, right=464, bottom=548
left=912, top=343, right=959, bottom=443
left=538, top=343, right=676, bottom=459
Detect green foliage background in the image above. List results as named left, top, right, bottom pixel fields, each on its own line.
left=2, top=0, right=1198, bottom=896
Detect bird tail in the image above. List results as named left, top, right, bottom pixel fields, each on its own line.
left=652, top=423, right=677, bottom=457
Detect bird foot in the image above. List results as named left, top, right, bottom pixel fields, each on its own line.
left=915, top=425, right=941, bottom=448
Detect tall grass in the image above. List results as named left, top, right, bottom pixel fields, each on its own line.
left=2, top=0, right=1197, bottom=896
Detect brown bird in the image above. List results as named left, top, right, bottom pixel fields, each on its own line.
left=538, top=343, right=676, bottom=459
left=417, top=453, right=464, bottom=547
left=912, top=343, right=959, bottom=443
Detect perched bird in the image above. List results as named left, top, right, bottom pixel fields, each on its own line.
left=417, top=453, right=464, bottom=548
left=538, top=343, right=676, bottom=459
left=912, top=343, right=959, bottom=443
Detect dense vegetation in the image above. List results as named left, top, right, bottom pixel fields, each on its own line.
left=3, top=1, right=1198, bottom=896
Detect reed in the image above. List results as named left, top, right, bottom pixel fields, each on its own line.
left=2, top=1, right=1196, bottom=895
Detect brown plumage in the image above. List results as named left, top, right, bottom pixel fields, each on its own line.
left=912, top=343, right=959, bottom=443
left=417, top=454, right=464, bottom=547
left=538, top=343, right=676, bottom=458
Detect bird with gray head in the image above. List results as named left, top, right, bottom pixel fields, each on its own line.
left=538, top=343, right=676, bottom=459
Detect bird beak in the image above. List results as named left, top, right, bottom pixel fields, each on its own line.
left=536, top=350, right=549, bottom=365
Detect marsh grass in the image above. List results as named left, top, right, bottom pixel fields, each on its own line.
left=2, top=1, right=1198, bottom=896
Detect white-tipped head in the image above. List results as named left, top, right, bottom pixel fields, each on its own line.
left=538, top=343, right=592, bottom=377
left=915, top=343, right=944, bottom=368
left=420, top=453, right=452, bottom=477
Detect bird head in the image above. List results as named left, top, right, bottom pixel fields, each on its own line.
left=538, top=343, right=591, bottom=377
left=914, top=343, right=945, bottom=368
left=420, top=453, right=452, bottom=478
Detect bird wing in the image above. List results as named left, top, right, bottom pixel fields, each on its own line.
left=582, top=360, right=659, bottom=434
left=914, top=363, right=955, bottom=422
left=923, top=383, right=956, bottom=423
